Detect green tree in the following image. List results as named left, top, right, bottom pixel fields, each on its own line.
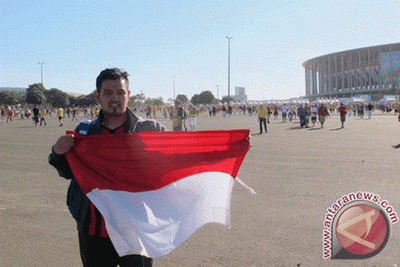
left=153, top=97, right=164, bottom=107
left=176, top=94, right=188, bottom=104
left=45, top=88, right=70, bottom=107
left=68, top=95, right=78, bottom=107
left=25, top=83, right=46, bottom=105
left=144, top=97, right=165, bottom=107
left=0, top=90, right=24, bottom=106
left=144, top=98, right=154, bottom=106
left=221, top=96, right=235, bottom=104
left=129, top=92, right=146, bottom=107
left=74, top=92, right=96, bottom=107
left=190, top=90, right=216, bottom=105
left=190, top=94, right=201, bottom=105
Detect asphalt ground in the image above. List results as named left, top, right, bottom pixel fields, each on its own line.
left=1, top=111, right=400, bottom=266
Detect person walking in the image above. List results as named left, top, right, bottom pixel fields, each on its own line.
left=366, top=102, right=374, bottom=119
left=32, top=105, right=39, bottom=127
left=310, top=104, right=318, bottom=127
left=304, top=104, right=310, bottom=128
left=257, top=104, right=268, bottom=134
left=318, top=103, right=330, bottom=128
left=39, top=107, right=47, bottom=126
left=171, top=100, right=185, bottom=131
left=49, top=68, right=166, bottom=267
left=281, top=103, right=288, bottom=123
left=57, top=106, right=64, bottom=127
left=72, top=108, right=78, bottom=121
left=359, top=103, right=365, bottom=119
left=6, top=107, right=14, bottom=123
left=297, top=104, right=306, bottom=128
left=1, top=108, right=6, bottom=120
left=338, top=103, right=347, bottom=128
left=188, top=104, right=197, bottom=131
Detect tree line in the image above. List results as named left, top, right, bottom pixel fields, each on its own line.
left=0, top=83, right=233, bottom=108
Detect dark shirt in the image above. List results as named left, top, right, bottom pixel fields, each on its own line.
left=297, top=106, right=306, bottom=117
left=32, top=107, right=39, bottom=116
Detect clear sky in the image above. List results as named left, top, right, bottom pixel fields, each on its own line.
left=1, top=0, right=400, bottom=101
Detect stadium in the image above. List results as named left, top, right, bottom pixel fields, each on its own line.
left=303, top=42, right=400, bottom=102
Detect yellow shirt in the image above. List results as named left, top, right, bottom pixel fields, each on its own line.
left=171, top=108, right=182, bottom=127
left=188, top=107, right=197, bottom=117
left=57, top=108, right=64, bottom=117
left=39, top=109, right=46, bottom=119
left=258, top=106, right=268, bottom=118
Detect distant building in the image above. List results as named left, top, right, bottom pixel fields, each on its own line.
left=303, top=42, right=400, bottom=101
left=222, top=86, right=248, bottom=103
left=234, top=87, right=248, bottom=102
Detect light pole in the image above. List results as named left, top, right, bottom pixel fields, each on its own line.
left=38, top=62, right=45, bottom=86
left=172, top=76, right=176, bottom=101
left=226, top=36, right=232, bottom=108
left=216, top=85, right=219, bottom=100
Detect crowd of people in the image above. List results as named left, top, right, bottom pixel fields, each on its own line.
left=0, top=106, right=100, bottom=126
left=166, top=101, right=400, bottom=132
left=1, top=100, right=399, bottom=131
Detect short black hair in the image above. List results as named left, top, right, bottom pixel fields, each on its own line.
left=96, top=68, right=129, bottom=93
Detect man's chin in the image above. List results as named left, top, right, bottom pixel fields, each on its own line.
left=103, top=108, right=126, bottom=117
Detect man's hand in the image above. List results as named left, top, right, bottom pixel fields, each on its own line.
left=246, top=134, right=252, bottom=148
left=53, top=134, right=75, bottom=155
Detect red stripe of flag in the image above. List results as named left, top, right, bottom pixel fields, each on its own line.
left=66, top=130, right=250, bottom=194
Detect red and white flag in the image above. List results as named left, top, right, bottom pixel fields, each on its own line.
left=65, top=130, right=250, bottom=257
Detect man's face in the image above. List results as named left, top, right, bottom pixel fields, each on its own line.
left=95, top=78, right=130, bottom=116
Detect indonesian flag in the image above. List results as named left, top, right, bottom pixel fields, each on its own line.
left=65, top=130, right=250, bottom=258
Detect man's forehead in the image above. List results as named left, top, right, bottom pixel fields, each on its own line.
left=101, top=79, right=128, bottom=89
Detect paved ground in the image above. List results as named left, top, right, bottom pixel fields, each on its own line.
left=1, top=111, right=400, bottom=266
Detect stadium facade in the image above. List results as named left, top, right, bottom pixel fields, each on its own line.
left=303, top=42, right=400, bottom=101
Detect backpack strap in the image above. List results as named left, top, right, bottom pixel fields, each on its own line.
left=76, top=120, right=92, bottom=135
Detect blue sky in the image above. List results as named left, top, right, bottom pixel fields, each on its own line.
left=1, top=0, right=400, bottom=101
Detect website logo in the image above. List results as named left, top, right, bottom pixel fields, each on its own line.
left=323, top=192, right=398, bottom=259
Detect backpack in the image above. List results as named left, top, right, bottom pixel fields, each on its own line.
left=178, top=107, right=187, bottom=119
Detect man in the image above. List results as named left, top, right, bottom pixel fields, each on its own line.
left=39, top=107, right=47, bottom=126
left=310, top=104, right=318, bottom=127
left=281, top=103, right=288, bottom=123
left=257, top=104, right=268, bottom=134
left=57, top=106, right=64, bottom=127
left=49, top=68, right=166, bottom=267
left=297, top=104, right=306, bottom=128
left=188, top=104, right=197, bottom=131
left=171, top=100, right=184, bottom=131
left=72, top=107, right=78, bottom=121
left=338, top=103, right=347, bottom=128
left=318, top=103, right=330, bottom=128
left=366, top=102, right=374, bottom=119
left=304, top=103, right=310, bottom=128
left=287, top=104, right=294, bottom=122
left=32, top=105, right=39, bottom=127
left=359, top=102, right=365, bottom=119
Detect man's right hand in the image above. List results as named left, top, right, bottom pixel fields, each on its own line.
left=52, top=134, right=75, bottom=155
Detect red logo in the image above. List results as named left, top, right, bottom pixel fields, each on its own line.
left=335, top=203, right=389, bottom=256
